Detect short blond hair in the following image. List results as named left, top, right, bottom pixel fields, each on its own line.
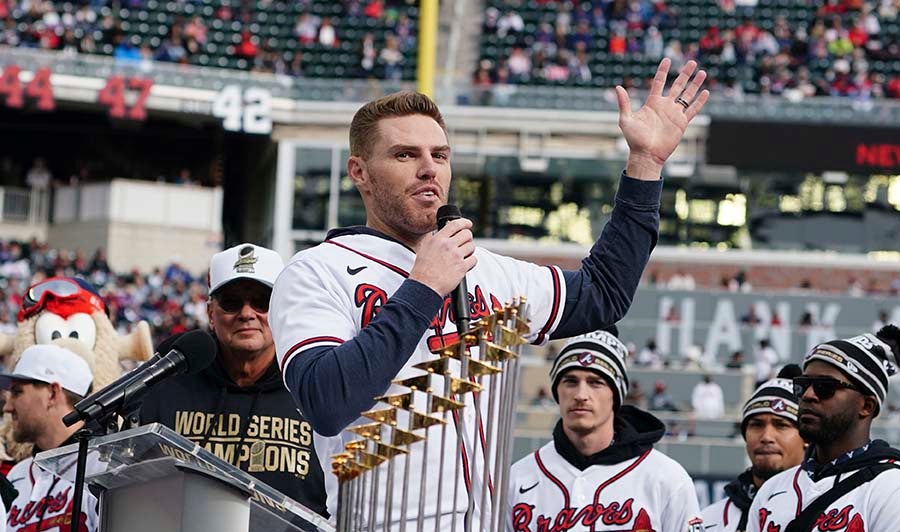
left=349, top=91, right=447, bottom=158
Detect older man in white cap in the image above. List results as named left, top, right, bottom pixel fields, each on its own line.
left=140, top=243, right=327, bottom=517
left=2, top=344, right=99, bottom=532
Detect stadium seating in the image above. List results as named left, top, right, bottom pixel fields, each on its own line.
left=479, top=0, right=900, bottom=97
left=2, top=0, right=420, bottom=79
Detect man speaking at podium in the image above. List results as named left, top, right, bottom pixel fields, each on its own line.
left=140, top=243, right=327, bottom=517
left=270, top=58, right=710, bottom=528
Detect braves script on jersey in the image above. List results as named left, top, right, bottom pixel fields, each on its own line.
left=747, top=464, right=900, bottom=532
left=6, top=457, right=98, bottom=532
left=507, top=442, right=702, bottom=532
left=272, top=229, right=565, bottom=528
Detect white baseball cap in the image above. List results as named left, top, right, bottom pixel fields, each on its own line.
left=0, top=344, right=93, bottom=396
left=208, top=243, right=285, bottom=295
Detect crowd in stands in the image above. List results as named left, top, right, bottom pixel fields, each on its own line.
left=0, top=238, right=208, bottom=344
left=0, top=0, right=418, bottom=79
left=478, top=0, right=900, bottom=101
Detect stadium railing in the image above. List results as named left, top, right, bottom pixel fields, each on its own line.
left=5, top=46, right=900, bottom=125
left=451, top=83, right=900, bottom=126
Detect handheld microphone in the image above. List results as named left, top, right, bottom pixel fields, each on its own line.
left=63, top=330, right=216, bottom=427
left=437, top=204, right=471, bottom=334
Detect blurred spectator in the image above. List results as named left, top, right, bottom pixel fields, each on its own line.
left=667, top=270, right=696, bottom=290
left=294, top=13, right=319, bottom=44
left=872, top=309, right=891, bottom=333
left=725, top=350, right=745, bottom=369
left=25, top=158, right=51, bottom=190
left=635, top=338, right=663, bottom=368
left=624, top=380, right=647, bottom=409
left=754, top=338, right=779, bottom=387
left=318, top=16, right=338, bottom=48
left=530, top=386, right=556, bottom=409
left=691, top=374, right=725, bottom=419
left=650, top=380, right=680, bottom=411
left=379, top=33, right=403, bottom=80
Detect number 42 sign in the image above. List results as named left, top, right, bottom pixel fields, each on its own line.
left=212, top=85, right=272, bottom=135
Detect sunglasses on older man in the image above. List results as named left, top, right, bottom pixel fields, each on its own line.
left=213, top=291, right=270, bottom=314
left=793, top=376, right=859, bottom=400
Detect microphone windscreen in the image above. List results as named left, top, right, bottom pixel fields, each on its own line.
left=777, top=363, right=803, bottom=380
left=436, top=204, right=461, bottom=229
left=171, top=330, right=217, bottom=374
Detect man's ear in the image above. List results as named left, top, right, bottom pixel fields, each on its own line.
left=48, top=382, right=64, bottom=407
left=860, top=394, right=878, bottom=419
left=347, top=156, right=368, bottom=190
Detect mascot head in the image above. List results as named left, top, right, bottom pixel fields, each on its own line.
left=0, top=277, right=153, bottom=461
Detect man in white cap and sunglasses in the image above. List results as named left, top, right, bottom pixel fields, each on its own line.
left=505, top=327, right=703, bottom=532
left=140, top=243, right=327, bottom=517
left=2, top=344, right=99, bottom=532
left=748, top=326, right=900, bottom=532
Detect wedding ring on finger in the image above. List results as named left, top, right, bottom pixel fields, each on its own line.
left=675, top=96, right=690, bottom=110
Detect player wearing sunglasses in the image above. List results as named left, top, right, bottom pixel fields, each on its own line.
left=139, top=244, right=327, bottom=518
left=748, top=326, right=900, bottom=532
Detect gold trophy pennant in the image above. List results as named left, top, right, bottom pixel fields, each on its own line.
left=358, top=450, right=389, bottom=468
left=481, top=342, right=518, bottom=362
left=344, top=440, right=367, bottom=452
left=347, top=422, right=382, bottom=440
left=412, top=357, right=454, bottom=374
left=394, top=374, right=431, bottom=391
left=498, top=324, right=529, bottom=346
left=374, top=441, right=408, bottom=459
left=429, top=326, right=485, bottom=357
left=466, top=358, right=501, bottom=377
left=449, top=377, right=483, bottom=395
left=391, top=426, right=426, bottom=446
left=409, top=411, right=446, bottom=430
left=430, top=394, right=465, bottom=413
left=362, top=408, right=397, bottom=424
left=375, top=392, right=413, bottom=409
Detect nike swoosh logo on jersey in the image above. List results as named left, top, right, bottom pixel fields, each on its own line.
left=347, top=265, right=367, bottom=275
left=518, top=481, right=539, bottom=494
left=768, top=490, right=788, bottom=500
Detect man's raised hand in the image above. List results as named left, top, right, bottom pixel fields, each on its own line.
left=616, top=58, right=710, bottom=181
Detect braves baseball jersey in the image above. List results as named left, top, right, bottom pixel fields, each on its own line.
left=271, top=229, right=566, bottom=528
left=6, top=456, right=99, bottom=532
left=507, top=443, right=702, bottom=532
left=702, top=496, right=745, bottom=532
left=747, top=463, right=900, bottom=532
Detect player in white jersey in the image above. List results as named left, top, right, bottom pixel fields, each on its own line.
left=0, top=345, right=99, bottom=532
left=701, top=366, right=806, bottom=532
left=748, top=326, right=900, bottom=532
left=506, top=328, right=704, bottom=532
left=271, top=57, right=710, bottom=528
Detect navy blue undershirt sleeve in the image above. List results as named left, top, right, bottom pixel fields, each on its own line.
left=285, top=279, right=443, bottom=436
left=551, top=173, right=661, bottom=339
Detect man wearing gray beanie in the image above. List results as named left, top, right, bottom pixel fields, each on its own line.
left=748, top=327, right=900, bottom=532
left=701, top=365, right=805, bottom=531
left=505, top=327, right=703, bottom=531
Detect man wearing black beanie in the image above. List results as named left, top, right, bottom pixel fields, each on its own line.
left=701, top=365, right=805, bottom=531
left=749, top=328, right=900, bottom=532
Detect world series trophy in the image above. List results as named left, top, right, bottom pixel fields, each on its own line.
left=331, top=300, right=530, bottom=532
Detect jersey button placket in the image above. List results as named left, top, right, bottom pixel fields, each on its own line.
left=574, top=476, right=586, bottom=505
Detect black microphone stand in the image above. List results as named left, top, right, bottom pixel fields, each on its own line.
left=66, top=379, right=148, bottom=530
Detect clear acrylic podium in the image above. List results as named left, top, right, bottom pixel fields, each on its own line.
left=34, top=423, right=334, bottom=532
